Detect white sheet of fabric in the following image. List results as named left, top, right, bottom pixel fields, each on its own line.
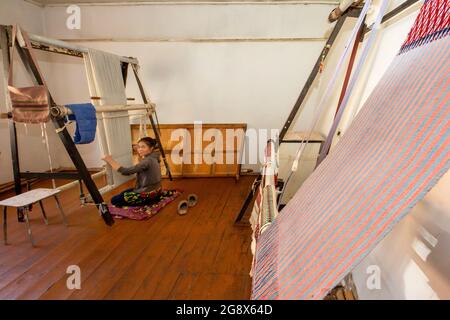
left=83, top=49, right=134, bottom=189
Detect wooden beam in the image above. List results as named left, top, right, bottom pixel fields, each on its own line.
left=381, top=0, right=420, bottom=24
left=364, top=0, right=421, bottom=35
left=279, top=10, right=358, bottom=140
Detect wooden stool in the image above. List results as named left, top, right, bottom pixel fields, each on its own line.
left=0, top=188, right=68, bottom=247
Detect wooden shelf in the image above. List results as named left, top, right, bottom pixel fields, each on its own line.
left=131, top=123, right=247, bottom=179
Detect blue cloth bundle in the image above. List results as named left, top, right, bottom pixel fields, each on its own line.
left=66, top=103, right=97, bottom=144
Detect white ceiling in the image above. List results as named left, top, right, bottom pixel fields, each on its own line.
left=32, top=0, right=338, bottom=5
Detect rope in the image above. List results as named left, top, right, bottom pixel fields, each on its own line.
left=41, top=123, right=56, bottom=189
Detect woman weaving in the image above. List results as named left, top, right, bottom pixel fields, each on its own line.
left=102, top=137, right=163, bottom=207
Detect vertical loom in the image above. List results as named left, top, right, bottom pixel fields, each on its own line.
left=0, top=25, right=114, bottom=226
left=234, top=7, right=362, bottom=223
left=235, top=0, right=421, bottom=223
left=83, top=49, right=172, bottom=191
left=84, top=49, right=135, bottom=192
left=251, top=0, right=446, bottom=299
left=0, top=25, right=172, bottom=225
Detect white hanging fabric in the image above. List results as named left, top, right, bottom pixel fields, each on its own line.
left=83, top=48, right=134, bottom=189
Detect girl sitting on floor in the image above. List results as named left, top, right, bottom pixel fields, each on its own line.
left=102, top=137, right=162, bottom=207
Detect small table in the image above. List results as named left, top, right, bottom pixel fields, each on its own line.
left=0, top=188, right=68, bottom=247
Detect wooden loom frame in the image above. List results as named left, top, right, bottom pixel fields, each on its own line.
left=234, top=8, right=361, bottom=223
left=0, top=25, right=172, bottom=226
left=234, top=0, right=420, bottom=223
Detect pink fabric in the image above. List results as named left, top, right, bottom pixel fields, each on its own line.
left=108, top=189, right=182, bottom=220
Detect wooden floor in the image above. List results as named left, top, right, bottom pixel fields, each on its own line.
left=0, top=176, right=255, bottom=300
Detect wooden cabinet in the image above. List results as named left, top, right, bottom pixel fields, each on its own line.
left=131, top=123, right=247, bottom=179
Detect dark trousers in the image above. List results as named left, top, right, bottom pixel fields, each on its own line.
left=111, top=188, right=161, bottom=207
left=110, top=188, right=134, bottom=207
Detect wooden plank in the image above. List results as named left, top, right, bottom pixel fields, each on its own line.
left=0, top=176, right=254, bottom=299
left=132, top=179, right=224, bottom=299
left=279, top=13, right=349, bottom=140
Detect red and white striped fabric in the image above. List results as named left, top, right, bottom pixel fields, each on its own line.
left=400, top=0, right=450, bottom=54
left=252, top=0, right=450, bottom=300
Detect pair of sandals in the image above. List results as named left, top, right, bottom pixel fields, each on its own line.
left=177, top=194, right=198, bottom=215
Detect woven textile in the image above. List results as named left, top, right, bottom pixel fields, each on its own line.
left=400, top=0, right=450, bottom=54
left=83, top=49, right=134, bottom=188
left=108, top=189, right=181, bottom=220
left=252, top=0, right=450, bottom=300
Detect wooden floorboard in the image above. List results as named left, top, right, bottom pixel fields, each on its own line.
left=0, top=176, right=254, bottom=300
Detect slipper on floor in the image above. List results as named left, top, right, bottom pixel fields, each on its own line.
left=178, top=200, right=188, bottom=215
left=187, top=194, right=198, bottom=207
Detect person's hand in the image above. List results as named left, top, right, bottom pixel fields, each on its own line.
left=102, top=155, right=113, bottom=163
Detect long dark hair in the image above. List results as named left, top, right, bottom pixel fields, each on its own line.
left=138, top=137, right=158, bottom=150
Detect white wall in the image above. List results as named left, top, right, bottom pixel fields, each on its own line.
left=39, top=2, right=337, bottom=170
left=0, top=0, right=63, bottom=183
left=2, top=1, right=343, bottom=179
left=43, top=3, right=335, bottom=40
left=0, top=0, right=44, bottom=34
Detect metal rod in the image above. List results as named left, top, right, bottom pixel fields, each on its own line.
left=83, top=185, right=116, bottom=203
left=39, top=200, right=49, bottom=225
left=23, top=206, right=35, bottom=247
left=56, top=170, right=106, bottom=192
left=51, top=104, right=155, bottom=118
left=96, top=104, right=155, bottom=113
left=54, top=195, right=68, bottom=226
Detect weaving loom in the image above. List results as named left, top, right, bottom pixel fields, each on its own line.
left=251, top=0, right=450, bottom=300
left=0, top=24, right=170, bottom=225
left=84, top=49, right=135, bottom=191
left=249, top=140, right=279, bottom=276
